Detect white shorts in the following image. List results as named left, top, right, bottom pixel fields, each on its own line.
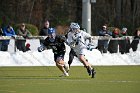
left=73, top=48, right=87, bottom=57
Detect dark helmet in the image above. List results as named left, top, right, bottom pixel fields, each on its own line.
left=48, top=28, right=56, bottom=35
left=48, top=28, right=56, bottom=42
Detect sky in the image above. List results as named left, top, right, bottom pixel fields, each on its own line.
left=0, top=39, right=140, bottom=66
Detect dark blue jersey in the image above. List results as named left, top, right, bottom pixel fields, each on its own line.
left=44, top=35, right=66, bottom=55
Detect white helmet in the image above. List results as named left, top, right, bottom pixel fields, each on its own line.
left=122, top=27, right=127, bottom=32
left=70, top=22, right=80, bottom=29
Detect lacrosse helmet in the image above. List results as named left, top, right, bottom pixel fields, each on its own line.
left=48, top=28, right=56, bottom=42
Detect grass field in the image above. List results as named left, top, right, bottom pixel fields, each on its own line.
left=0, top=66, right=140, bottom=93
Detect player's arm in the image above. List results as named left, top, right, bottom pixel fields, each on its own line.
left=38, top=37, right=49, bottom=52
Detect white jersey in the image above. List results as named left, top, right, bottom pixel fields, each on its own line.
left=67, top=30, right=91, bottom=56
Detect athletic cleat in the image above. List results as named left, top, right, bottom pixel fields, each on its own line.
left=91, top=69, right=96, bottom=78
left=86, top=67, right=91, bottom=76
left=59, top=72, right=69, bottom=77
left=64, top=72, right=69, bottom=77
left=86, top=66, right=96, bottom=78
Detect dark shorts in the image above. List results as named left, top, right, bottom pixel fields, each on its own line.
left=54, top=54, right=65, bottom=62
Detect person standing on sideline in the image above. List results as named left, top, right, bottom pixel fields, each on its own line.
left=119, top=27, right=130, bottom=54
left=67, top=22, right=96, bottom=78
left=1, top=25, right=16, bottom=51
left=97, top=25, right=112, bottom=53
left=108, top=28, right=120, bottom=53
left=38, top=28, right=69, bottom=77
left=130, top=29, right=140, bottom=52
left=16, top=23, right=32, bottom=52
left=39, top=20, right=50, bottom=45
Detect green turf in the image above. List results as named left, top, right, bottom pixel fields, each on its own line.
left=0, top=66, right=140, bottom=93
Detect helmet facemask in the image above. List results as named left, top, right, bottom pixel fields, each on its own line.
left=70, top=22, right=80, bottom=34
left=47, top=28, right=56, bottom=42
left=48, top=33, right=56, bottom=42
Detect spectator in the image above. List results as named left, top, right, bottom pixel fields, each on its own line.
left=108, top=28, right=120, bottom=53
left=97, top=25, right=112, bottom=53
left=119, top=28, right=130, bottom=54
left=130, top=29, right=140, bottom=52
left=39, top=20, right=50, bottom=45
left=16, top=23, right=32, bottom=52
left=1, top=25, right=16, bottom=51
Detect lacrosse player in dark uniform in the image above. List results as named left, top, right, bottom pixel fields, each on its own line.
left=38, top=28, right=69, bottom=77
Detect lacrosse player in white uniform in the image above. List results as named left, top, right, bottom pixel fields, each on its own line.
left=67, top=22, right=96, bottom=78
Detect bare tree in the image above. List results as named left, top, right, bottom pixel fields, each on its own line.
left=114, top=0, right=122, bottom=27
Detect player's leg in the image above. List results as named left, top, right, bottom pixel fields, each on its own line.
left=54, top=55, right=69, bottom=77
left=78, top=49, right=96, bottom=78
left=68, top=48, right=75, bottom=67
